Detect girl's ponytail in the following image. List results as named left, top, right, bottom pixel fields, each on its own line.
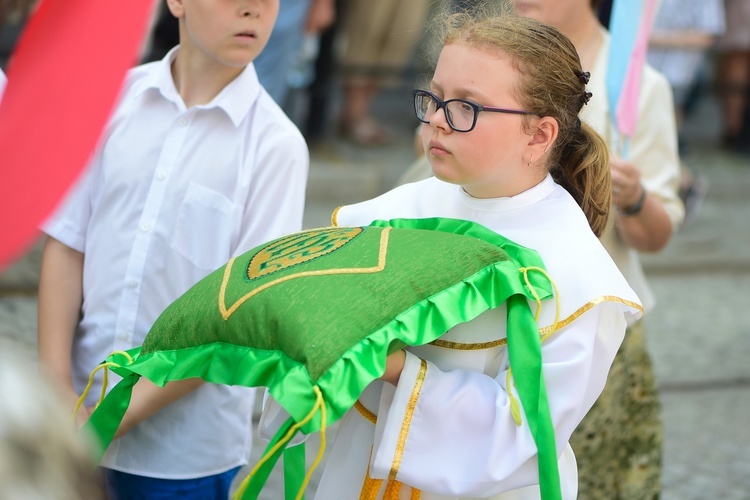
left=552, top=121, right=611, bottom=237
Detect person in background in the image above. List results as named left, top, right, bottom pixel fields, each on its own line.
left=647, top=0, right=726, bottom=225
left=336, top=0, right=432, bottom=146
left=648, top=0, right=725, bottom=131
left=37, top=0, right=309, bottom=497
left=252, top=0, right=335, bottom=106
left=716, top=0, right=750, bottom=155
left=513, top=1, right=684, bottom=498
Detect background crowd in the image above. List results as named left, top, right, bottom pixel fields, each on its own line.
left=1, top=0, right=748, bottom=154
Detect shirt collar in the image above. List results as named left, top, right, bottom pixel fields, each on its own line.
left=457, top=174, right=556, bottom=212
left=135, top=46, right=261, bottom=127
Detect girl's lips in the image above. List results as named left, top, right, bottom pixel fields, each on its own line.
left=429, top=140, right=449, bottom=156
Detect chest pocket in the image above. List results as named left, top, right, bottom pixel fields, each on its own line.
left=171, top=182, right=241, bottom=270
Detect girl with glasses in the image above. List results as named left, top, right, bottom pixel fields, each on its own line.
left=261, top=6, right=642, bottom=499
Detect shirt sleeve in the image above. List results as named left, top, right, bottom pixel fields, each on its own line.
left=232, top=127, right=309, bottom=255
left=369, top=302, right=627, bottom=496
left=630, top=67, right=685, bottom=232
left=40, top=159, right=99, bottom=252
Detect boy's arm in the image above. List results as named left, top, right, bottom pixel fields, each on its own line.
left=38, top=237, right=205, bottom=436
left=115, top=378, right=205, bottom=439
left=37, top=236, right=86, bottom=421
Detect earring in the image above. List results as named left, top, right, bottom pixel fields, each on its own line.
left=528, top=154, right=533, bottom=167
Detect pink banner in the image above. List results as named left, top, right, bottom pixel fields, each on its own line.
left=0, top=0, right=155, bottom=269
left=615, top=0, right=660, bottom=138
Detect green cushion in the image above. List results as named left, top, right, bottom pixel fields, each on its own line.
left=82, top=217, right=558, bottom=499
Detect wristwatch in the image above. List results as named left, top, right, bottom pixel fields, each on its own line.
left=621, top=185, right=646, bottom=216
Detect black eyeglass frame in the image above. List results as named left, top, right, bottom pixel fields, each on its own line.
left=412, top=89, right=534, bottom=132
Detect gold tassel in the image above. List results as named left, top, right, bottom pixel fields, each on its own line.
left=359, top=461, right=383, bottom=500
left=71, top=350, right=134, bottom=422
left=383, top=480, right=401, bottom=499
left=234, top=386, right=326, bottom=500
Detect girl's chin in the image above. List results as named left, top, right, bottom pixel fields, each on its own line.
left=431, top=168, right=464, bottom=187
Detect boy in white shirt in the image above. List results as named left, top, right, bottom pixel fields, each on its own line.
left=37, top=0, right=308, bottom=497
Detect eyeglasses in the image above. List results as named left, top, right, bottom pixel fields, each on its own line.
left=413, top=89, right=534, bottom=132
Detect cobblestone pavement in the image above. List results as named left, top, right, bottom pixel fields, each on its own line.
left=1, top=88, right=749, bottom=498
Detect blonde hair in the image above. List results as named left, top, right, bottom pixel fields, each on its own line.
left=0, top=351, right=103, bottom=500
left=431, top=5, right=612, bottom=236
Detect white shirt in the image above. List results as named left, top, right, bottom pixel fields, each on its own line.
left=43, top=47, right=309, bottom=478
left=261, top=176, right=642, bottom=499
left=582, top=31, right=684, bottom=312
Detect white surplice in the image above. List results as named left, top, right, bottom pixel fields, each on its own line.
left=261, top=175, right=642, bottom=499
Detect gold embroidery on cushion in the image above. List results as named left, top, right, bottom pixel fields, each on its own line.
left=331, top=206, right=342, bottom=227
left=247, top=227, right=362, bottom=280
left=219, top=227, right=391, bottom=320
left=389, top=358, right=427, bottom=480
left=430, top=296, right=643, bottom=350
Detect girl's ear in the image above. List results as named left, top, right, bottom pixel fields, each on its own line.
left=527, top=116, right=558, bottom=163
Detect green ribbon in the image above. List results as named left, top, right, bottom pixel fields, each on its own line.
left=506, top=294, right=561, bottom=500
left=283, top=443, right=306, bottom=499
left=81, top=372, right=140, bottom=464
left=241, top=416, right=298, bottom=499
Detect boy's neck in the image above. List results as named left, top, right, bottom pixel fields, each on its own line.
left=170, top=48, right=246, bottom=109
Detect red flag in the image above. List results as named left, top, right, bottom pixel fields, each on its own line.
left=0, top=0, right=155, bottom=269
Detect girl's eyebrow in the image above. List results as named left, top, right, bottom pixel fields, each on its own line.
left=430, top=82, right=471, bottom=99
left=429, top=78, right=496, bottom=102
left=429, top=82, right=487, bottom=103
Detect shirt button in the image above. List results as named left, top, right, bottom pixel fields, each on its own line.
left=141, top=223, right=150, bottom=232
left=157, top=170, right=167, bottom=180
left=177, top=117, right=188, bottom=126
left=127, top=280, right=138, bottom=289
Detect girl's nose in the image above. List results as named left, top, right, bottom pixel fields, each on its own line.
left=430, top=106, right=452, bottom=132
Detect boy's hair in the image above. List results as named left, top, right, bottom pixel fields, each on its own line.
left=428, top=4, right=612, bottom=237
